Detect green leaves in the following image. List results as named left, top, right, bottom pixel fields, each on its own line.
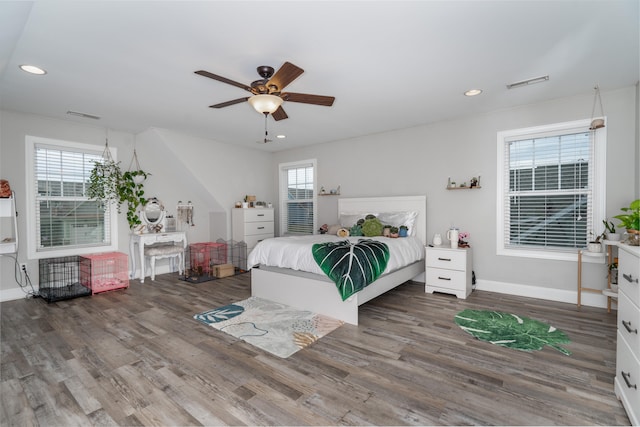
left=454, top=309, right=571, bottom=355
left=312, top=239, right=389, bottom=300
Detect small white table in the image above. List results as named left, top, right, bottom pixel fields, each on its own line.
left=129, top=231, right=187, bottom=282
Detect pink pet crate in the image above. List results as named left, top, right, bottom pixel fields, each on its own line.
left=80, top=252, right=129, bottom=295
left=187, top=242, right=227, bottom=276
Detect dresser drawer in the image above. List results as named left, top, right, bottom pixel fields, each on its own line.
left=244, top=221, right=274, bottom=236
left=426, top=248, right=467, bottom=271
left=244, top=234, right=273, bottom=249
left=426, top=268, right=467, bottom=291
left=619, top=248, right=640, bottom=307
left=616, top=331, right=640, bottom=422
left=618, top=290, right=640, bottom=361
left=244, top=209, right=274, bottom=222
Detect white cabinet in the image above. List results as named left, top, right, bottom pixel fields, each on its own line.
left=425, top=246, right=472, bottom=299
left=232, top=208, right=274, bottom=252
left=615, top=244, right=640, bottom=426
left=0, top=192, right=18, bottom=254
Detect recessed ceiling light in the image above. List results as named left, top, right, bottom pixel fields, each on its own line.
left=19, top=64, right=47, bottom=75
left=276, top=135, right=286, bottom=139
left=464, top=89, right=483, bottom=97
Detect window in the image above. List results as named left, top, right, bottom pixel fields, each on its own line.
left=26, top=136, right=119, bottom=259
left=497, top=119, right=606, bottom=261
left=279, top=159, right=317, bottom=235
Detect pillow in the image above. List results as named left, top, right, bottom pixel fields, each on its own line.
left=377, top=211, right=419, bottom=236
left=339, top=212, right=378, bottom=228
left=327, top=224, right=342, bottom=235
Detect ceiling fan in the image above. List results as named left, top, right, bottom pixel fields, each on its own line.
left=195, top=62, right=335, bottom=121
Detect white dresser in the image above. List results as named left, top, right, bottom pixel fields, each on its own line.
left=232, top=208, right=274, bottom=252
left=425, top=246, right=472, bottom=299
left=615, top=243, right=640, bottom=426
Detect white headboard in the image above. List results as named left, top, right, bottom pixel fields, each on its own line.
left=337, top=195, right=427, bottom=245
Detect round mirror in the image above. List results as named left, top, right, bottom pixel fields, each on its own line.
left=141, top=198, right=165, bottom=226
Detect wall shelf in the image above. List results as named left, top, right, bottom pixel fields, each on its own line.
left=446, top=186, right=481, bottom=190
left=319, top=193, right=340, bottom=196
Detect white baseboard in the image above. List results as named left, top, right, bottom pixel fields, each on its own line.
left=475, top=279, right=614, bottom=309
left=0, top=286, right=39, bottom=303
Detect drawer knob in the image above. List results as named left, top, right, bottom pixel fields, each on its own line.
left=623, top=273, right=639, bottom=284
left=437, top=257, right=452, bottom=262
left=621, top=371, right=637, bottom=390
left=622, top=320, right=638, bottom=334
left=438, top=276, right=452, bottom=281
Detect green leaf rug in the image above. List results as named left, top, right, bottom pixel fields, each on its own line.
left=454, top=309, right=571, bottom=355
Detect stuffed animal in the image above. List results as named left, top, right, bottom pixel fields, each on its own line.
left=337, top=228, right=350, bottom=238
left=0, top=180, right=11, bottom=198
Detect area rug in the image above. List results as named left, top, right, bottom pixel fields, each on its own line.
left=194, top=296, right=343, bottom=358
left=454, top=309, right=571, bottom=355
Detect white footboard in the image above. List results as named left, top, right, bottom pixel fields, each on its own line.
left=251, top=261, right=424, bottom=325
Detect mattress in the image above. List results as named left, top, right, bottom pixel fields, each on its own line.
left=247, top=234, right=425, bottom=277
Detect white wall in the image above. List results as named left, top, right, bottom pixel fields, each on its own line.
left=1, top=86, right=636, bottom=306
left=272, top=85, right=638, bottom=307
left=0, top=111, right=272, bottom=301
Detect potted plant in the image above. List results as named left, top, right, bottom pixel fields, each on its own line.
left=602, top=219, right=620, bottom=241
left=399, top=225, right=409, bottom=237
left=119, top=170, right=150, bottom=229
left=614, top=199, right=640, bottom=246
left=587, top=230, right=605, bottom=252
left=389, top=226, right=399, bottom=238
left=87, top=158, right=122, bottom=209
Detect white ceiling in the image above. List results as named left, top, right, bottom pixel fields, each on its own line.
left=1, top=1, right=638, bottom=152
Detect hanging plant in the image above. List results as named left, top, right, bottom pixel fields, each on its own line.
left=119, top=170, right=149, bottom=228
left=87, top=141, right=151, bottom=229
left=120, top=148, right=151, bottom=228
left=87, top=141, right=123, bottom=210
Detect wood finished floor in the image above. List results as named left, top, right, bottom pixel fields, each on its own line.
left=1, top=272, right=630, bottom=426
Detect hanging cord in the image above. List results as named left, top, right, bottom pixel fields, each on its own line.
left=263, top=112, right=271, bottom=144
left=591, top=86, right=604, bottom=118
left=128, top=149, right=142, bottom=171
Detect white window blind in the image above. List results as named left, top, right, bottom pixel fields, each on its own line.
left=26, top=136, right=118, bottom=258
left=279, top=159, right=317, bottom=235
left=497, top=119, right=606, bottom=260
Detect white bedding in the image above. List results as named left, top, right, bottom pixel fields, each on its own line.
left=248, top=235, right=425, bottom=277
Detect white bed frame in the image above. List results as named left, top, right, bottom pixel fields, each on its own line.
left=251, top=195, right=427, bottom=325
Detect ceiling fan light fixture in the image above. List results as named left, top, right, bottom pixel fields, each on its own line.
left=248, top=94, right=283, bottom=115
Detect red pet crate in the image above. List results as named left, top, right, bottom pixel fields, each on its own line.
left=80, top=252, right=129, bottom=295
left=188, top=242, right=227, bottom=275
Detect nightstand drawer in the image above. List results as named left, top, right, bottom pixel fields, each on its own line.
left=426, top=248, right=467, bottom=271
left=426, top=268, right=467, bottom=291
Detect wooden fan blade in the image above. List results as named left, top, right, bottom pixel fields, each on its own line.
left=281, top=92, right=335, bottom=106
left=271, top=106, right=288, bottom=121
left=268, top=62, right=304, bottom=92
left=195, top=70, right=252, bottom=92
left=209, top=97, right=249, bottom=108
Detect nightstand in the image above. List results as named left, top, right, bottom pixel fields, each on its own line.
left=425, top=246, right=473, bottom=299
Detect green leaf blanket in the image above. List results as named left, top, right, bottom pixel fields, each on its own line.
left=312, top=239, right=389, bottom=300
left=454, top=309, right=571, bottom=355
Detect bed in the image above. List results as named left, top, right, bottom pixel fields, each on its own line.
left=249, top=195, right=427, bottom=325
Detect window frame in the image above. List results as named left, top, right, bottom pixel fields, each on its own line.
left=25, top=136, right=119, bottom=259
left=278, top=159, right=317, bottom=236
left=496, top=118, right=606, bottom=262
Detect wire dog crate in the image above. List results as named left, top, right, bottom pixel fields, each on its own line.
left=181, top=239, right=247, bottom=283
left=80, top=252, right=129, bottom=295
left=39, top=256, right=91, bottom=303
